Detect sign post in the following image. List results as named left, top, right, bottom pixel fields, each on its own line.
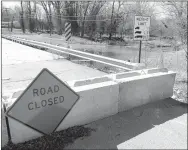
left=6, top=68, right=79, bottom=135
left=138, top=40, right=142, bottom=63
left=134, top=16, right=150, bottom=63
left=65, top=22, right=71, bottom=48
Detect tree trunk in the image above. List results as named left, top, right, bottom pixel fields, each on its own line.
left=20, top=1, right=25, bottom=33
left=28, top=1, right=32, bottom=33
left=109, top=1, right=115, bottom=40
left=52, top=1, right=62, bottom=35
left=81, top=22, right=85, bottom=37
left=57, top=2, right=62, bottom=35
left=48, top=2, right=52, bottom=35
left=11, top=16, right=14, bottom=32
left=65, top=1, right=79, bottom=35
left=81, top=2, right=90, bottom=37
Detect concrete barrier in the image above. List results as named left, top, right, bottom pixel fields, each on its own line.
left=73, top=76, right=112, bottom=87
left=5, top=80, right=119, bottom=144
left=8, top=117, right=43, bottom=144
left=2, top=68, right=176, bottom=144
left=115, top=71, right=176, bottom=112
left=3, top=88, right=25, bottom=109
left=115, top=71, right=141, bottom=79
left=57, top=81, right=119, bottom=131
left=147, top=68, right=168, bottom=74
left=1, top=103, right=8, bottom=147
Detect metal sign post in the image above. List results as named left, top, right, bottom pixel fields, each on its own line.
left=159, top=39, right=164, bottom=68
left=134, top=16, right=150, bottom=63
left=3, top=103, right=12, bottom=143
left=138, top=40, right=142, bottom=63
left=65, top=22, right=71, bottom=48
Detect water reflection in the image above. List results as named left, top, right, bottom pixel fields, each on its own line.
left=86, top=45, right=140, bottom=62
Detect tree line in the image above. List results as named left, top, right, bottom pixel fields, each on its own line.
left=1, top=1, right=187, bottom=43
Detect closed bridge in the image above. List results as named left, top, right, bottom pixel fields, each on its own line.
left=2, top=35, right=145, bottom=71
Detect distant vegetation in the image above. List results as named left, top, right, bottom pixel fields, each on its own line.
left=1, top=1, right=187, bottom=46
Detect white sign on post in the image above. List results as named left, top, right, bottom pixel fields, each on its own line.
left=134, top=16, right=150, bottom=41
left=6, top=68, right=80, bottom=135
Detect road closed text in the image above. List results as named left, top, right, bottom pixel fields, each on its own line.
left=28, top=85, right=64, bottom=110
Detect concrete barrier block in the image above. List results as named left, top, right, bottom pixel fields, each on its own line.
left=5, top=81, right=119, bottom=143
left=3, top=69, right=176, bottom=144
left=132, top=63, right=146, bottom=70
left=1, top=107, right=8, bottom=147
left=56, top=81, right=119, bottom=131
left=2, top=89, right=42, bottom=144
left=147, top=68, right=168, bottom=74
left=3, top=88, right=25, bottom=109
left=148, top=71, right=176, bottom=100
left=116, top=72, right=176, bottom=112
left=8, top=117, right=43, bottom=144
left=116, top=71, right=141, bottom=79
left=74, top=76, right=112, bottom=87
left=66, top=81, right=75, bottom=87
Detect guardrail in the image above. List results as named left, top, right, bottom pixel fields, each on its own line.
left=2, top=35, right=145, bottom=71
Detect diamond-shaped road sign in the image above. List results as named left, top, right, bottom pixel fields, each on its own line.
left=6, top=68, right=80, bottom=135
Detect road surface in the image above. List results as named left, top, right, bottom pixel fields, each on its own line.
left=2, top=38, right=106, bottom=93
left=65, top=98, right=187, bottom=149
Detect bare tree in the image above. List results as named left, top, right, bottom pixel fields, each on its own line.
left=162, top=1, right=187, bottom=44
left=27, top=1, right=32, bottom=32
left=20, top=1, right=25, bottom=33
left=85, top=1, right=105, bottom=39
left=52, top=1, right=63, bottom=35
left=41, top=1, right=53, bottom=34
left=64, top=1, right=79, bottom=35
left=10, top=16, right=14, bottom=32
left=80, top=1, right=90, bottom=37
left=109, top=1, right=115, bottom=40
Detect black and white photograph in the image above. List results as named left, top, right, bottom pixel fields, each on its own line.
left=1, top=0, right=187, bottom=149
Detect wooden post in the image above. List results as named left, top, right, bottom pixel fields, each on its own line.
left=3, top=103, right=12, bottom=143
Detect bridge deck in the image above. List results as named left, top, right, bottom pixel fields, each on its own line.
left=2, top=39, right=106, bottom=92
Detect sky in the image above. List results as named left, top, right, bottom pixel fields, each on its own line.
left=2, top=1, right=167, bottom=19
left=2, top=1, right=20, bottom=8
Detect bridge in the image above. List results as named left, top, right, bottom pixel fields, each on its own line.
left=1, top=36, right=186, bottom=149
